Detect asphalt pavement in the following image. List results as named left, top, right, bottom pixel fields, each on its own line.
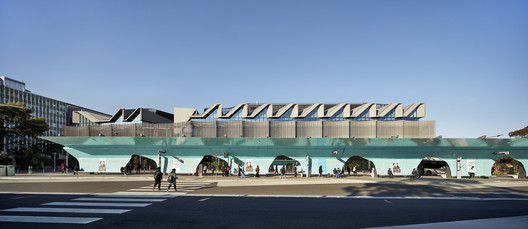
left=1, top=173, right=528, bottom=228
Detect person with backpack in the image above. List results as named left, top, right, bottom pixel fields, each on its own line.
left=153, top=168, right=163, bottom=191
left=167, top=168, right=178, bottom=192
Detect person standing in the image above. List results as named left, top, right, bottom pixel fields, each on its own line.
left=167, top=168, right=178, bottom=192
left=347, top=166, right=351, bottom=176
left=353, top=165, right=357, bottom=176
left=370, top=167, right=376, bottom=178
left=388, top=168, right=393, bottom=178
left=211, top=164, right=215, bottom=175
left=255, top=165, right=260, bottom=178
left=319, top=165, right=323, bottom=177
left=153, top=168, right=163, bottom=191
left=280, top=166, right=286, bottom=178
left=294, top=165, right=298, bottom=178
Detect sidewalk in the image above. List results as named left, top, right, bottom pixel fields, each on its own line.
left=2, top=172, right=528, bottom=188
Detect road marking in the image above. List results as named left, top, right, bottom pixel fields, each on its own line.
left=198, top=198, right=210, bottom=202
left=384, top=200, right=392, bottom=204
left=0, top=215, right=102, bottom=224
left=110, top=191, right=186, bottom=196
left=10, top=196, right=35, bottom=200
left=1, top=207, right=130, bottom=214
left=42, top=202, right=151, bottom=207
left=94, top=194, right=177, bottom=198
left=73, top=197, right=166, bottom=202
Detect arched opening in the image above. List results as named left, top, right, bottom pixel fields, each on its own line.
left=417, top=157, right=451, bottom=177
left=344, top=156, right=375, bottom=176
left=269, top=155, right=300, bottom=175
left=196, top=155, right=229, bottom=176
left=492, top=156, right=526, bottom=178
left=124, top=155, right=157, bottom=174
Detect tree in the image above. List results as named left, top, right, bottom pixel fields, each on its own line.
left=1, top=102, right=49, bottom=167
left=0, top=152, right=11, bottom=165
left=509, top=126, right=528, bottom=138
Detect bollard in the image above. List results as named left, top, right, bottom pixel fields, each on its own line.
left=28, top=166, right=32, bottom=174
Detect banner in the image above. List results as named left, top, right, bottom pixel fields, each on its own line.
left=318, top=159, right=327, bottom=173
left=98, top=159, right=106, bottom=171
left=245, top=159, right=254, bottom=172
left=393, top=161, right=401, bottom=173
left=173, top=158, right=181, bottom=172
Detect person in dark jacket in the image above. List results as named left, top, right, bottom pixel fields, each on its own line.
left=319, top=165, right=323, bottom=177
left=153, top=168, right=163, bottom=191
left=255, top=165, right=260, bottom=178
left=167, top=168, right=178, bottom=192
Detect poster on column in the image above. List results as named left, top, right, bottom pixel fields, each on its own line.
left=319, top=159, right=327, bottom=173
left=98, top=158, right=106, bottom=171
left=393, top=160, right=401, bottom=173
left=173, top=159, right=181, bottom=172
left=245, top=159, right=253, bottom=172
left=467, top=160, right=475, bottom=172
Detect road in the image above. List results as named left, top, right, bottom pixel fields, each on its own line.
left=1, top=175, right=528, bottom=228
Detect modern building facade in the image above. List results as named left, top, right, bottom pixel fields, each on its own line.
left=0, top=76, right=109, bottom=154
left=46, top=103, right=528, bottom=178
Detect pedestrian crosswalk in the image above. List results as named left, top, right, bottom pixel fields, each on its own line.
left=0, top=194, right=175, bottom=224
left=112, top=181, right=213, bottom=195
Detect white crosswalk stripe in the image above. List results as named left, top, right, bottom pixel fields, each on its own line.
left=42, top=202, right=152, bottom=207
left=0, top=215, right=102, bottom=224
left=1, top=207, right=130, bottom=214
left=73, top=197, right=166, bottom=202
left=0, top=195, right=170, bottom=224
left=113, top=181, right=212, bottom=195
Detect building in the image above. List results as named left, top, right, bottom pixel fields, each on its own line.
left=45, top=103, right=528, bottom=178
left=0, top=76, right=109, bottom=158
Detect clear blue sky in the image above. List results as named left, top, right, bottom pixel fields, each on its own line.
left=1, top=0, right=527, bottom=138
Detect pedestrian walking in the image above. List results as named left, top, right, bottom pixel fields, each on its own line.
left=256, top=165, right=260, bottom=178
left=61, top=163, right=66, bottom=173
left=275, top=165, right=278, bottom=175
left=387, top=168, right=393, bottom=178
left=280, top=166, right=286, bottom=178
left=73, top=165, right=78, bottom=175
left=319, top=165, right=323, bottom=177
left=370, top=167, right=376, bottom=177
left=337, top=168, right=341, bottom=178
left=347, top=166, right=351, bottom=176
left=166, top=168, right=178, bottom=192
left=211, top=164, right=215, bottom=175
left=294, top=165, right=297, bottom=178
left=153, top=168, right=163, bottom=191
left=353, top=166, right=357, bottom=176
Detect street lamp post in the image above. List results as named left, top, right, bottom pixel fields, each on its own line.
left=53, top=152, right=56, bottom=172
left=158, top=150, right=166, bottom=173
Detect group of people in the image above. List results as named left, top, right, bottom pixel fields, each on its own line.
left=318, top=165, right=361, bottom=178
left=153, top=168, right=178, bottom=192
left=60, top=163, right=79, bottom=175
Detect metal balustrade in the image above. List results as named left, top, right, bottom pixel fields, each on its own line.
left=64, top=120, right=435, bottom=138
